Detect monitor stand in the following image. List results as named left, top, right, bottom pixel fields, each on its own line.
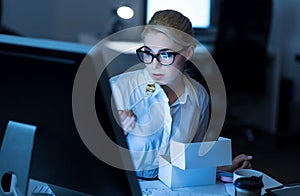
left=0, top=121, right=36, bottom=196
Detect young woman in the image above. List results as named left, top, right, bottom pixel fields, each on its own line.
left=110, top=10, right=252, bottom=179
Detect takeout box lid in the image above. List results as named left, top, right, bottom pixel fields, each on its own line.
left=170, top=137, right=232, bottom=170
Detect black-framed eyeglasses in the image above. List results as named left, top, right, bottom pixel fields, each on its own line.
left=136, top=46, right=185, bottom=66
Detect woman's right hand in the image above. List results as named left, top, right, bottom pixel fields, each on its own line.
left=118, top=110, right=136, bottom=134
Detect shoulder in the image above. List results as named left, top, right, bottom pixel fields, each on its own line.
left=183, top=75, right=210, bottom=112
left=186, top=76, right=209, bottom=100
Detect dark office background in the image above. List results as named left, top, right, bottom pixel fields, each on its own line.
left=1, top=0, right=300, bottom=184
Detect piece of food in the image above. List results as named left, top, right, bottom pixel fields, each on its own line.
left=145, top=83, right=156, bottom=94
left=129, top=83, right=156, bottom=110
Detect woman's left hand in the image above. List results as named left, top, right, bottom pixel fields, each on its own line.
left=218, top=154, right=253, bottom=173
left=231, top=154, right=253, bottom=171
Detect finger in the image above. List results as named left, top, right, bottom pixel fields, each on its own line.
left=238, top=154, right=253, bottom=161
left=234, top=154, right=253, bottom=164
left=127, top=119, right=136, bottom=130
left=118, top=110, right=135, bottom=121
left=246, top=161, right=253, bottom=169
left=123, top=116, right=135, bottom=125
left=124, top=121, right=135, bottom=131
left=240, top=160, right=252, bottom=169
left=118, top=110, right=127, bottom=121
left=122, top=116, right=132, bottom=129
left=127, top=110, right=134, bottom=117
left=122, top=116, right=136, bottom=131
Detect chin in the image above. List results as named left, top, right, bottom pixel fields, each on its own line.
left=153, top=80, right=166, bottom=85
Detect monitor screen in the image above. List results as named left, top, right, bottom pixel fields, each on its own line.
left=0, top=34, right=141, bottom=195
left=145, top=0, right=211, bottom=29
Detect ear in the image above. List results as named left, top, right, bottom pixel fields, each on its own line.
left=185, top=45, right=195, bottom=60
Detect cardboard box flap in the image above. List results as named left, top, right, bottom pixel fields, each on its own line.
left=158, top=155, right=216, bottom=188
left=170, top=137, right=232, bottom=170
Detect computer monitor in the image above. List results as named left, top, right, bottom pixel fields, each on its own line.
left=0, top=34, right=141, bottom=195
left=145, top=0, right=212, bottom=29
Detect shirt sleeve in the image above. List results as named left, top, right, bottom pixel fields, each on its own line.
left=192, top=81, right=211, bottom=142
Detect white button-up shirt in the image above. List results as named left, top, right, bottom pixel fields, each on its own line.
left=110, top=68, right=210, bottom=178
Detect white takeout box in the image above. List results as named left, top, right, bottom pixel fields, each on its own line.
left=158, top=137, right=232, bottom=188
left=159, top=155, right=217, bottom=188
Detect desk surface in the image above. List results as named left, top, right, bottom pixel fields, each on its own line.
left=27, top=171, right=282, bottom=196
left=139, top=172, right=282, bottom=195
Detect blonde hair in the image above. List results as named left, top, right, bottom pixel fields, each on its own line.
left=142, top=10, right=197, bottom=48
left=142, top=10, right=201, bottom=106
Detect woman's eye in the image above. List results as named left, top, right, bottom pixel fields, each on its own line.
left=160, top=53, right=171, bottom=60
left=143, top=51, right=152, bottom=56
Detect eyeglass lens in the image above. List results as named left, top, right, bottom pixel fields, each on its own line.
left=137, top=48, right=177, bottom=65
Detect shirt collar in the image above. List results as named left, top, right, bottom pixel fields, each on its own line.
left=171, top=76, right=191, bottom=106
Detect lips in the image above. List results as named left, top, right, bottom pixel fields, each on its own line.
left=152, top=73, right=164, bottom=80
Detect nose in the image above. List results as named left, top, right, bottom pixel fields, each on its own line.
left=151, top=57, right=162, bottom=69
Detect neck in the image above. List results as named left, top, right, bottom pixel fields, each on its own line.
left=162, top=76, right=185, bottom=105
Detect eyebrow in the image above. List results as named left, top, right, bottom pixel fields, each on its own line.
left=143, top=45, right=173, bottom=53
